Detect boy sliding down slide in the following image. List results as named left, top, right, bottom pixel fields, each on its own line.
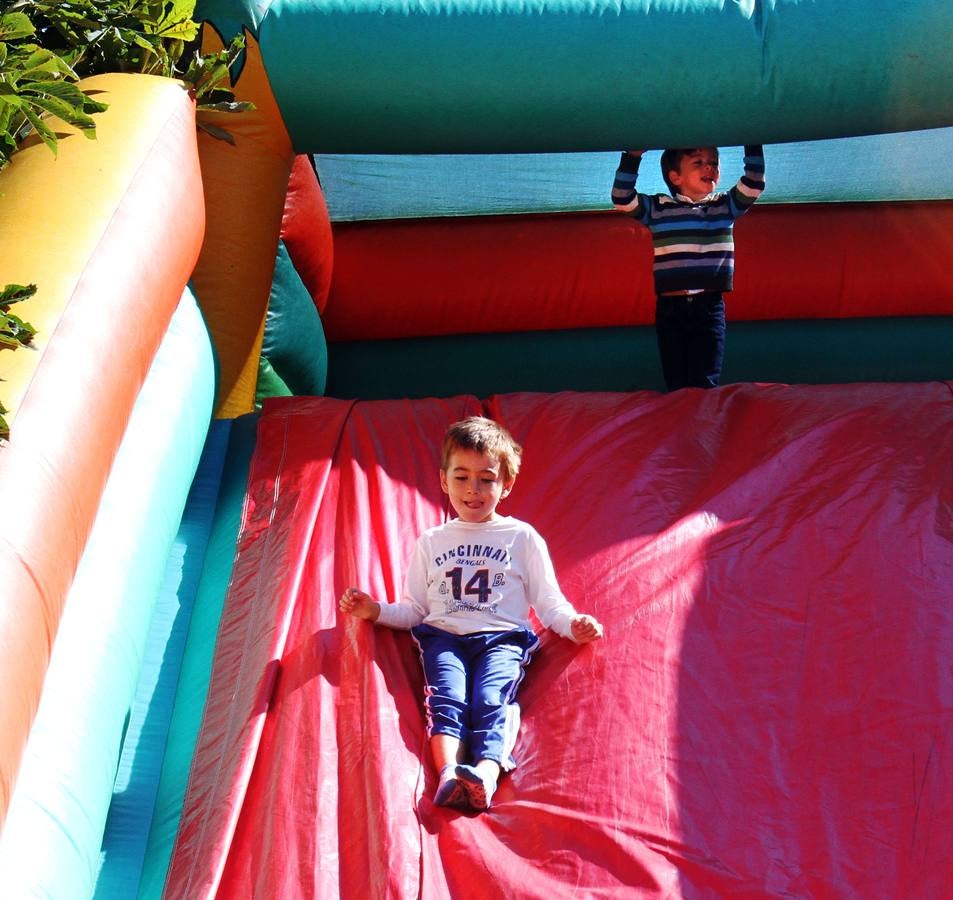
left=340, top=416, right=603, bottom=812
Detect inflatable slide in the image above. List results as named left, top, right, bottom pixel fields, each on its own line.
left=0, top=0, right=951, bottom=896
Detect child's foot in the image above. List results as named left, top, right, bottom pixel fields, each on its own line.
left=454, top=764, right=496, bottom=812
left=434, top=766, right=468, bottom=809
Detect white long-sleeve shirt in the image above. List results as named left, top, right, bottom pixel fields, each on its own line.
left=376, top=516, right=578, bottom=640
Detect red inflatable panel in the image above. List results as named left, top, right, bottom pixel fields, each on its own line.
left=166, top=384, right=953, bottom=899
left=323, top=202, right=953, bottom=341
left=324, top=212, right=649, bottom=341
left=281, top=155, right=334, bottom=314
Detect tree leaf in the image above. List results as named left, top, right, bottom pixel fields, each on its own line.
left=157, top=20, right=197, bottom=41
left=196, top=119, right=235, bottom=144
left=22, top=79, right=87, bottom=107
left=0, top=284, right=37, bottom=307
left=81, top=94, right=109, bottom=114
left=197, top=99, right=252, bottom=114
left=1, top=313, right=37, bottom=344
left=0, top=12, right=36, bottom=42
left=19, top=104, right=58, bottom=155
left=0, top=332, right=25, bottom=349
left=26, top=94, right=96, bottom=131
left=130, top=32, right=160, bottom=54
left=23, top=47, right=64, bottom=69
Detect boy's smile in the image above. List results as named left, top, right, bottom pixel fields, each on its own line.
left=440, top=448, right=513, bottom=523
left=669, top=148, right=720, bottom=201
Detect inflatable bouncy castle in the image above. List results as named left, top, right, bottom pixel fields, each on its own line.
left=1, top=0, right=952, bottom=896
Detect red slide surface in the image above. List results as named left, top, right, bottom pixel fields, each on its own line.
left=166, top=384, right=953, bottom=899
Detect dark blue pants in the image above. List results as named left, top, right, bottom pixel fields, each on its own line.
left=655, top=292, right=726, bottom=391
left=411, top=624, right=540, bottom=770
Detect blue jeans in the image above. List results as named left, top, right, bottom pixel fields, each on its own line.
left=655, top=292, right=726, bottom=391
left=411, top=624, right=540, bottom=770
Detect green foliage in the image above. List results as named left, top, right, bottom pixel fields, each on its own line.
left=0, top=8, right=108, bottom=165
left=1, top=1, right=251, bottom=166
left=0, top=281, right=37, bottom=348
left=0, top=282, right=37, bottom=440
left=25, top=0, right=202, bottom=76
left=19, top=0, right=252, bottom=131
left=0, top=1, right=251, bottom=431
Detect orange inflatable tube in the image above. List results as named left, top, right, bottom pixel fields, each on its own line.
left=0, top=74, right=204, bottom=825
left=189, top=30, right=294, bottom=418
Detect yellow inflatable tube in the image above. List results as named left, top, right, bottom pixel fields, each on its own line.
left=191, top=30, right=295, bottom=417
left=0, top=73, right=204, bottom=825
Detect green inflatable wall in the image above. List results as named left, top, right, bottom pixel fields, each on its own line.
left=200, top=0, right=953, bottom=151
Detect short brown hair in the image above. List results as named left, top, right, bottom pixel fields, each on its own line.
left=660, top=147, right=719, bottom=194
left=441, top=417, right=522, bottom=482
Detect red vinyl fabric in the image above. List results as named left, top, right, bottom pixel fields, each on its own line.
left=282, top=156, right=334, bottom=314
left=165, top=384, right=953, bottom=899
left=323, top=202, right=953, bottom=341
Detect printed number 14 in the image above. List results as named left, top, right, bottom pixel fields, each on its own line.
left=445, top=567, right=491, bottom=604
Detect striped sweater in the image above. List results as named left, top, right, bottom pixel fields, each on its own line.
left=612, top=146, right=765, bottom=294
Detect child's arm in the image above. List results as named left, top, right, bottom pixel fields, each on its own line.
left=611, top=150, right=646, bottom=215
left=339, top=586, right=381, bottom=621
left=523, top=529, right=604, bottom=644
left=570, top=613, right=604, bottom=644
left=339, top=541, right=430, bottom=629
left=728, top=144, right=765, bottom=216
left=339, top=585, right=428, bottom=629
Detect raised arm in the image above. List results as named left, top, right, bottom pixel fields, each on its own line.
left=729, top=144, right=765, bottom=216
left=611, top=150, right=646, bottom=215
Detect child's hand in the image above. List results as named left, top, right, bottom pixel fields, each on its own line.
left=571, top=614, right=604, bottom=644
left=339, top=587, right=380, bottom=621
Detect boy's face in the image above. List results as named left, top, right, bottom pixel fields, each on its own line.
left=440, top=448, right=513, bottom=523
left=669, top=148, right=720, bottom=201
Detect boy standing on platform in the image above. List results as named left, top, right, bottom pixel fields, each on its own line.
left=612, top=145, right=765, bottom=390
